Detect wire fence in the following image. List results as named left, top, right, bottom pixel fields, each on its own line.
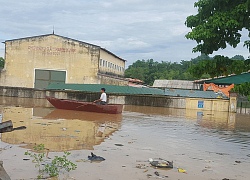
left=237, top=100, right=250, bottom=114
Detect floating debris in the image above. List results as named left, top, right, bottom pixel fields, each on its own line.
left=0, top=120, right=26, bottom=133
left=154, top=171, right=160, bottom=176
left=114, top=144, right=124, bottom=146
left=136, top=164, right=147, bottom=169
left=88, top=152, right=105, bottom=161
left=149, top=158, right=173, bottom=168
left=177, top=168, right=187, bottom=173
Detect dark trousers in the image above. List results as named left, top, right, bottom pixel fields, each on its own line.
left=100, top=101, right=107, bottom=105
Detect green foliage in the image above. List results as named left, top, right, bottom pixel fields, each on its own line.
left=24, top=144, right=45, bottom=173
left=125, top=55, right=249, bottom=86
left=232, top=82, right=250, bottom=100
left=185, top=0, right=250, bottom=54
left=188, top=55, right=250, bottom=98
left=44, top=151, right=77, bottom=177
left=0, top=57, right=4, bottom=68
left=231, top=55, right=245, bottom=60
left=125, top=59, right=195, bottom=85
left=188, top=55, right=250, bottom=78
left=25, top=144, right=77, bottom=179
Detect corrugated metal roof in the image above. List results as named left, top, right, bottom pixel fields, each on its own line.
left=164, top=89, right=228, bottom=99
left=195, top=72, right=250, bottom=85
left=46, top=83, right=164, bottom=95
left=153, top=80, right=199, bottom=89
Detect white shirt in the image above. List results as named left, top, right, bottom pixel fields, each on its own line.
left=100, top=92, right=107, bottom=102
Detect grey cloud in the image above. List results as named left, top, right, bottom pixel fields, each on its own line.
left=0, top=0, right=249, bottom=66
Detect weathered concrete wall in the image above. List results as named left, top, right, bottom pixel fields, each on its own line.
left=0, top=86, right=184, bottom=108
left=99, top=49, right=125, bottom=76
left=0, top=86, right=46, bottom=98
left=97, top=73, right=128, bottom=86
left=0, top=96, right=49, bottom=108
left=186, top=98, right=229, bottom=112
left=1, top=34, right=127, bottom=88
left=0, top=86, right=234, bottom=112
left=124, top=95, right=186, bottom=108
left=3, top=34, right=100, bottom=88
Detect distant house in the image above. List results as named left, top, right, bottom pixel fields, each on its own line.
left=152, top=79, right=228, bottom=99
left=0, top=33, right=127, bottom=89
left=153, top=80, right=200, bottom=90
left=126, top=78, right=145, bottom=87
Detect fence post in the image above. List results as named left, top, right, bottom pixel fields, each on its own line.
left=229, top=92, right=237, bottom=113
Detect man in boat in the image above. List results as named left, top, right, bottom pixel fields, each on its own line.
left=94, top=88, right=107, bottom=105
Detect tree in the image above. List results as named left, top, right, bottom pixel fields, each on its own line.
left=231, top=55, right=245, bottom=60
left=0, top=57, right=4, bottom=69
left=232, top=82, right=250, bottom=100
left=125, top=59, right=195, bottom=85
left=125, top=55, right=249, bottom=86
left=188, top=55, right=250, bottom=78
left=185, top=0, right=250, bottom=54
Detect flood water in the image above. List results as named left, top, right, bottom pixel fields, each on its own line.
left=1, top=97, right=250, bottom=180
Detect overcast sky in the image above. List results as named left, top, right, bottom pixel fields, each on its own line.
left=0, top=0, right=249, bottom=66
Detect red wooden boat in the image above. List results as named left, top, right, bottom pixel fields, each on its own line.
left=46, top=96, right=123, bottom=114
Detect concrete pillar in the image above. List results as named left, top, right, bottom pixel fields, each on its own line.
left=229, top=92, right=237, bottom=113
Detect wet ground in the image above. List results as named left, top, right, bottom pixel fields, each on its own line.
left=1, top=97, right=250, bottom=180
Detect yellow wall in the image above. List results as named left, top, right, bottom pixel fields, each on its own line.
left=186, top=98, right=229, bottom=112
left=99, top=49, right=125, bottom=76
left=1, top=34, right=126, bottom=88
left=97, top=74, right=128, bottom=85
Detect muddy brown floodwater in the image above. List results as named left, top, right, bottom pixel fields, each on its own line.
left=1, top=97, right=250, bottom=180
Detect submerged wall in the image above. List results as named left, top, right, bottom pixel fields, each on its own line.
left=0, top=86, right=235, bottom=112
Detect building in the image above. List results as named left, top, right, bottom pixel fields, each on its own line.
left=0, top=33, right=127, bottom=89
left=153, top=80, right=200, bottom=90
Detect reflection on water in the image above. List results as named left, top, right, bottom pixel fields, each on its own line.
left=124, top=105, right=186, bottom=117
left=124, top=105, right=250, bottom=151
left=0, top=98, right=249, bottom=152
left=1, top=107, right=122, bottom=151
left=0, top=96, right=50, bottom=108
left=124, top=105, right=250, bottom=132
left=1, top=98, right=250, bottom=179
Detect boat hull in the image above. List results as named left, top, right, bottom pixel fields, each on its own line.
left=46, top=96, right=123, bottom=114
